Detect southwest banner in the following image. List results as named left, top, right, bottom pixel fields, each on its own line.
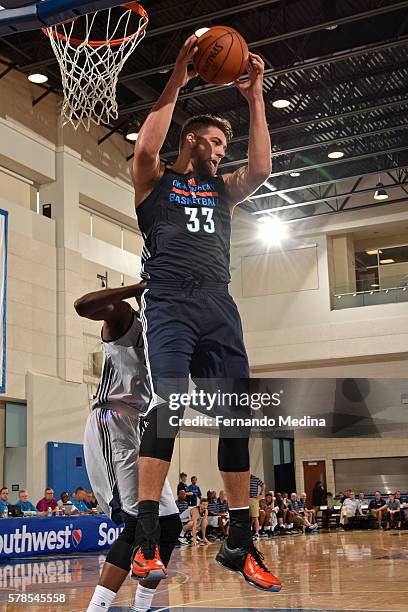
left=0, top=516, right=123, bottom=559
left=0, top=209, right=7, bottom=393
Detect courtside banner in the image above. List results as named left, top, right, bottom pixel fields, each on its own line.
left=0, top=515, right=123, bottom=559
left=0, top=209, right=7, bottom=393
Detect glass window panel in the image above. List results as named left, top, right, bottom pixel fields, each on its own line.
left=79, top=208, right=90, bottom=235
left=92, top=215, right=121, bottom=248
left=283, top=439, right=291, bottom=464
left=123, top=229, right=143, bottom=255
left=273, top=439, right=281, bottom=466
left=5, top=403, right=27, bottom=448
left=379, top=245, right=408, bottom=264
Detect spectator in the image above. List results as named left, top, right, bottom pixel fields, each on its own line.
left=206, top=490, right=226, bottom=538
left=15, top=490, right=36, bottom=512
left=177, top=472, right=192, bottom=500
left=282, top=492, right=290, bottom=508
left=217, top=490, right=229, bottom=538
left=84, top=491, right=98, bottom=512
left=176, top=490, right=189, bottom=515
left=386, top=493, right=401, bottom=530
left=249, top=473, right=265, bottom=540
left=359, top=491, right=366, bottom=503
left=312, top=481, right=327, bottom=512
left=0, top=487, right=10, bottom=515
left=36, top=488, right=58, bottom=515
left=395, top=491, right=408, bottom=524
left=260, top=492, right=277, bottom=536
left=87, top=491, right=98, bottom=509
left=217, top=490, right=229, bottom=513
left=179, top=498, right=209, bottom=546
left=299, top=492, right=316, bottom=524
left=339, top=490, right=362, bottom=529
left=274, top=492, right=287, bottom=534
left=57, top=491, right=78, bottom=515
left=368, top=491, right=387, bottom=528
left=288, top=492, right=318, bottom=533
left=71, top=487, right=91, bottom=513
left=186, top=476, right=202, bottom=507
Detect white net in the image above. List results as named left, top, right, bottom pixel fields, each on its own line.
left=44, top=3, right=148, bottom=131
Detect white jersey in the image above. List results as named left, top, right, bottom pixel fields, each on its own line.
left=92, top=310, right=150, bottom=414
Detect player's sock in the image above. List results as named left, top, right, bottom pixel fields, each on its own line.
left=227, top=507, right=251, bottom=548
left=86, top=585, right=116, bottom=611
left=130, top=584, right=156, bottom=612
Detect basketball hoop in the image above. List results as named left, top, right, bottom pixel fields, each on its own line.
left=43, top=3, right=148, bottom=130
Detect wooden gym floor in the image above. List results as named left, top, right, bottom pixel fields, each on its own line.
left=1, top=530, right=407, bottom=612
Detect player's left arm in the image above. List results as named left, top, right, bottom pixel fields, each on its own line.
left=222, top=53, right=271, bottom=210
left=74, top=282, right=146, bottom=340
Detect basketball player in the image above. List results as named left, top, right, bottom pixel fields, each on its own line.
left=74, top=283, right=181, bottom=612
left=131, top=34, right=281, bottom=592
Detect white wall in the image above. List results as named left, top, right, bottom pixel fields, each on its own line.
left=230, top=205, right=408, bottom=374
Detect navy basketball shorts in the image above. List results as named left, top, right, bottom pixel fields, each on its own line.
left=139, top=280, right=250, bottom=428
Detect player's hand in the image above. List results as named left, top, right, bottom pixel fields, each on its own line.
left=171, top=34, right=199, bottom=89
left=235, top=53, right=264, bottom=101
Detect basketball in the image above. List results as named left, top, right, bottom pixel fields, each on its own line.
left=193, top=26, right=249, bottom=85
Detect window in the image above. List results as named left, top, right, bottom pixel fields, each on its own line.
left=79, top=206, right=142, bottom=255
left=355, top=244, right=408, bottom=291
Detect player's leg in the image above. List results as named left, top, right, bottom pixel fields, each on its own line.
left=85, top=410, right=180, bottom=610
left=84, top=408, right=136, bottom=611
left=136, top=288, right=198, bottom=573
left=195, top=290, right=282, bottom=592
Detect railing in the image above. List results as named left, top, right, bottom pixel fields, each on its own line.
left=332, top=285, right=408, bottom=309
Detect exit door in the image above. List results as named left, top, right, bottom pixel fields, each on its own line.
left=303, top=460, right=327, bottom=501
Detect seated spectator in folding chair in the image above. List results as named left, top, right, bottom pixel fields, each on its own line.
left=216, top=490, right=229, bottom=538
left=369, top=491, right=387, bottom=528
left=274, top=493, right=288, bottom=535
left=288, top=493, right=318, bottom=533
left=260, top=493, right=277, bottom=536
left=395, top=491, right=408, bottom=526
left=299, top=492, right=316, bottom=524
left=176, top=490, right=189, bottom=515
left=178, top=499, right=209, bottom=546
left=385, top=493, right=401, bottom=530
left=339, top=490, right=362, bottom=530
left=206, top=490, right=222, bottom=538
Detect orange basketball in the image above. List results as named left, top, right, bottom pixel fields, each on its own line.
left=193, top=26, right=249, bottom=85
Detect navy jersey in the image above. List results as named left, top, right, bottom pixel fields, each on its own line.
left=136, top=169, right=232, bottom=282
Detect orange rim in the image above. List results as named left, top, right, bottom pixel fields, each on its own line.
left=42, top=3, right=148, bottom=47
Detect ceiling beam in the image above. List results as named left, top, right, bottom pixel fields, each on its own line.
left=283, top=197, right=408, bottom=222
left=117, top=35, right=408, bottom=115
left=219, top=122, right=408, bottom=168
left=18, top=0, right=281, bottom=72
left=143, top=0, right=281, bottom=39
left=118, top=3, right=408, bottom=82
left=251, top=181, right=403, bottom=214
left=159, top=97, right=408, bottom=159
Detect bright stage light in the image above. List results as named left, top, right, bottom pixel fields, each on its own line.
left=258, top=217, right=288, bottom=245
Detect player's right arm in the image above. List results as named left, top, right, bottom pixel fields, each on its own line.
left=132, top=35, right=198, bottom=208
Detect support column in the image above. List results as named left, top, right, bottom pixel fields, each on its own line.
left=39, top=146, right=83, bottom=383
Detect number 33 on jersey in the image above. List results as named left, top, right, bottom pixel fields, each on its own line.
left=136, top=169, right=232, bottom=283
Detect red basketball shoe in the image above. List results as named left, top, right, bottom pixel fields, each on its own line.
left=132, top=544, right=167, bottom=581
left=216, top=540, right=282, bottom=592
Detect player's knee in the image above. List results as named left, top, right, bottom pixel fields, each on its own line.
left=117, top=513, right=138, bottom=545
left=106, top=515, right=137, bottom=572
left=139, top=407, right=179, bottom=461
left=218, top=437, right=249, bottom=472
